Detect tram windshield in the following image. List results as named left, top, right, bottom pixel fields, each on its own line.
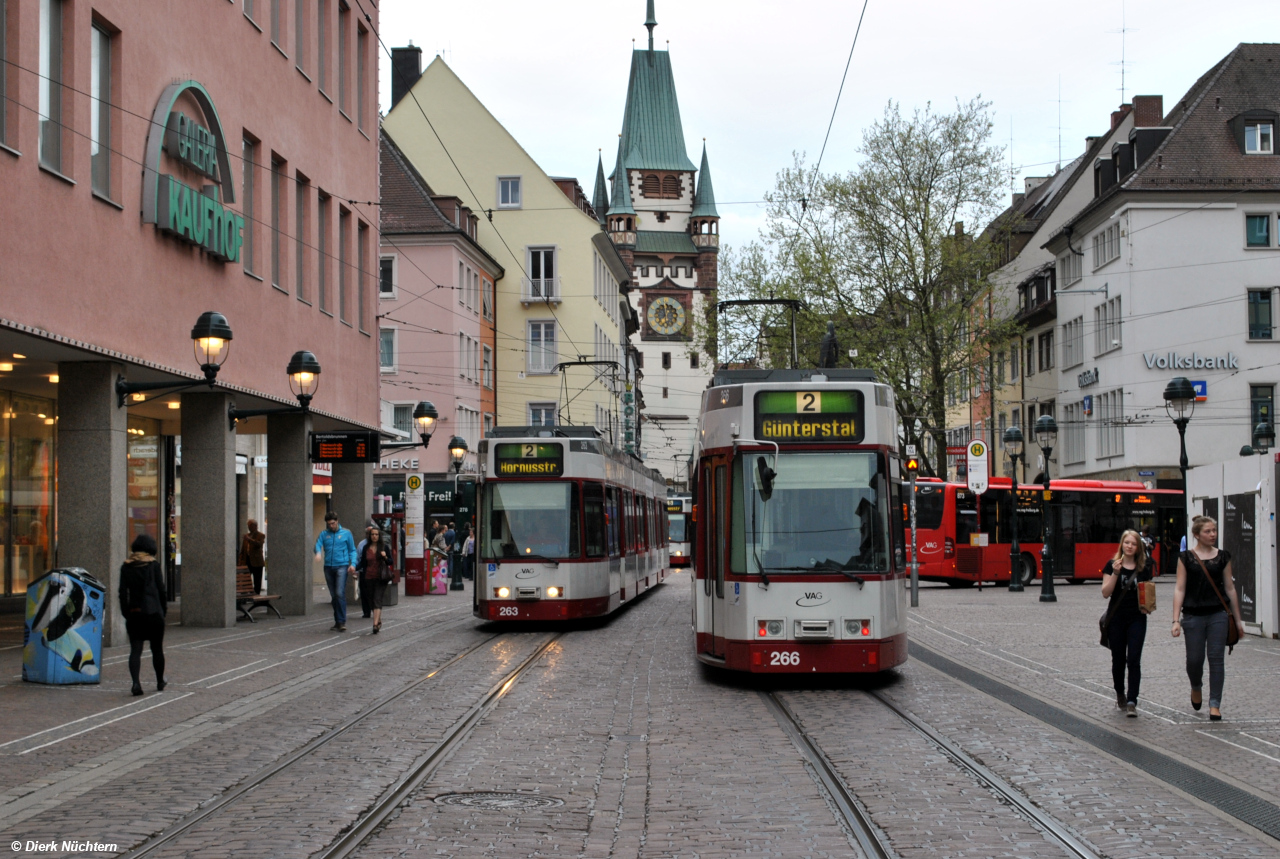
left=731, top=452, right=889, bottom=574
left=481, top=482, right=580, bottom=560
left=668, top=513, right=688, bottom=543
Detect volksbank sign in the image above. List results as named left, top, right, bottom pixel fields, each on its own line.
left=1144, top=351, right=1239, bottom=370
left=141, top=81, right=244, bottom=263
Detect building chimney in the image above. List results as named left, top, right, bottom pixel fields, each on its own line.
left=1086, top=136, right=1100, bottom=152
left=390, top=44, right=423, bottom=110
left=1110, top=104, right=1133, bottom=131
left=1131, top=95, right=1164, bottom=127
left=954, top=221, right=964, bottom=237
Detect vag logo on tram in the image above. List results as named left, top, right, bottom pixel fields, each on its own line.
left=796, top=592, right=828, bottom=607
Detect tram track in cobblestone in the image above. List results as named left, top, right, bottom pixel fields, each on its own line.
left=119, top=630, right=555, bottom=859
left=764, top=689, right=1104, bottom=859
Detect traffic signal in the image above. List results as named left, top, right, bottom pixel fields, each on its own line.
left=905, top=457, right=919, bottom=479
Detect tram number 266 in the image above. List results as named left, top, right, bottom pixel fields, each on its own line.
left=769, top=651, right=801, bottom=667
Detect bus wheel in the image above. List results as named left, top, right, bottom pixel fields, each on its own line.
left=1018, top=554, right=1037, bottom=586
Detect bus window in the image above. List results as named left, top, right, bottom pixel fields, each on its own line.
left=584, top=482, right=606, bottom=558
left=954, top=490, right=978, bottom=548
left=914, top=485, right=945, bottom=530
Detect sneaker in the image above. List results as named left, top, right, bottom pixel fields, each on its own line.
left=331, top=623, right=341, bottom=631
left=1116, top=695, right=1126, bottom=709
left=1126, top=703, right=1137, bottom=717
left=338, top=625, right=347, bottom=632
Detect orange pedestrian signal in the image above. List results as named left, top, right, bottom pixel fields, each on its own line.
left=905, top=458, right=919, bottom=477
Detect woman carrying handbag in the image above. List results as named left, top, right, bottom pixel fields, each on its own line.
left=355, top=526, right=393, bottom=634
left=1100, top=530, right=1153, bottom=717
left=1172, top=515, right=1246, bottom=721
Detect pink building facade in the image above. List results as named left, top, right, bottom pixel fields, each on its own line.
left=0, top=0, right=380, bottom=641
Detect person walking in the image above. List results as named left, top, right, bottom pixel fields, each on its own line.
left=462, top=525, right=475, bottom=580
left=314, top=511, right=356, bottom=631
left=1100, top=530, right=1153, bottom=717
left=118, top=534, right=167, bottom=696
left=238, top=519, right=267, bottom=594
left=1173, top=515, right=1245, bottom=721
left=355, top=526, right=392, bottom=633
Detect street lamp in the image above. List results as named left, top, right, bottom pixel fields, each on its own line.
left=447, top=435, right=468, bottom=591
left=1254, top=421, right=1275, bottom=455
left=1003, top=425, right=1025, bottom=592
left=228, top=352, right=324, bottom=427
left=413, top=401, right=438, bottom=448
left=1034, top=414, right=1058, bottom=603
left=116, top=311, right=233, bottom=405
left=1164, top=376, right=1196, bottom=550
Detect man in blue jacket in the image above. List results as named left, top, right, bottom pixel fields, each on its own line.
left=314, top=511, right=357, bottom=631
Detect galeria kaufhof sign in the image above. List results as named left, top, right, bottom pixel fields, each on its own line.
left=141, top=81, right=244, bottom=263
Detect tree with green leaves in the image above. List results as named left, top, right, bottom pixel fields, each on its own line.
left=695, top=98, right=1021, bottom=476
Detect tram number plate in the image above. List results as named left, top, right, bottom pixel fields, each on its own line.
left=769, top=651, right=801, bottom=667
left=497, top=606, right=520, bottom=617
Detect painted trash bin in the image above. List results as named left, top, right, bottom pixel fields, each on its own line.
left=23, top=568, right=105, bottom=684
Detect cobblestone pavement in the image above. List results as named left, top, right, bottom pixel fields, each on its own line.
left=2, top=575, right=1278, bottom=858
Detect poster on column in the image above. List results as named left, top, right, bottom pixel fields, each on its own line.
left=1223, top=493, right=1256, bottom=624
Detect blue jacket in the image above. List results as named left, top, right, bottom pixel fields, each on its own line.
left=315, top=527, right=357, bottom=567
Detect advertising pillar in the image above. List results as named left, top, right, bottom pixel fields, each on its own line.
left=404, top=473, right=425, bottom=596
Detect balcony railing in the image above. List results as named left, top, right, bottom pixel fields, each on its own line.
left=521, top=276, right=561, bottom=304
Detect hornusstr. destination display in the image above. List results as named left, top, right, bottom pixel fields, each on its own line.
left=494, top=442, right=564, bottom=476
left=753, top=390, right=864, bottom=443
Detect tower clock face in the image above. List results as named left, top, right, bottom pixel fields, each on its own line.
left=647, top=296, right=686, bottom=336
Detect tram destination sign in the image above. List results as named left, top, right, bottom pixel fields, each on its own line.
left=494, top=443, right=564, bottom=476
left=753, top=390, right=863, bottom=443
left=310, top=431, right=381, bottom=464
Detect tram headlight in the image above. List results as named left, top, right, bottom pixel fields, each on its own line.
left=757, top=618, right=785, bottom=638
left=495, top=587, right=511, bottom=599
left=767, top=620, right=783, bottom=636
left=546, top=587, right=561, bottom=598
left=845, top=619, right=871, bottom=637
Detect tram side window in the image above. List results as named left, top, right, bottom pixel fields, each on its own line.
left=584, top=482, right=607, bottom=558
left=605, top=486, right=621, bottom=556
left=891, top=480, right=906, bottom=570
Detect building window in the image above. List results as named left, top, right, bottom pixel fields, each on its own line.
left=1063, top=402, right=1085, bottom=464
left=499, top=176, right=521, bottom=208
left=484, top=413, right=494, bottom=437
left=1061, top=316, right=1084, bottom=369
left=482, top=346, right=493, bottom=388
left=338, top=206, right=350, bottom=322
left=391, top=403, right=413, bottom=436
left=1092, top=223, right=1120, bottom=269
left=0, top=0, right=7, bottom=146
left=1246, top=123, right=1274, bottom=155
left=527, top=247, right=557, bottom=300
left=270, top=0, right=282, bottom=46
left=1010, top=342, right=1019, bottom=381
left=379, top=255, right=396, bottom=297
left=1251, top=385, right=1274, bottom=436
left=294, top=0, right=307, bottom=71
left=529, top=402, right=556, bottom=426
left=1058, top=251, right=1081, bottom=287
left=996, top=351, right=1005, bottom=386
left=317, top=0, right=327, bottom=93
left=357, top=222, right=369, bottom=331
left=242, top=137, right=258, bottom=275
left=1094, top=297, right=1122, bottom=355
left=1249, top=289, right=1273, bottom=339
left=482, top=277, right=494, bottom=320
left=528, top=321, right=556, bottom=373
left=1012, top=407, right=1020, bottom=428
left=378, top=328, right=395, bottom=371
left=1246, top=215, right=1272, bottom=248
left=317, top=192, right=330, bottom=311
left=356, top=24, right=368, bottom=131
left=1038, top=331, right=1054, bottom=372
left=690, top=352, right=699, bottom=369
left=245, top=0, right=256, bottom=23
left=1025, top=338, right=1035, bottom=376
left=296, top=174, right=309, bottom=300
left=90, top=23, right=114, bottom=198
left=38, top=0, right=63, bottom=171
left=458, top=262, right=465, bottom=306
left=271, top=155, right=285, bottom=290
left=337, top=0, right=349, bottom=116
left=661, top=352, right=671, bottom=370
left=635, top=352, right=644, bottom=369
left=1096, top=389, right=1124, bottom=458
left=662, top=387, right=669, bottom=399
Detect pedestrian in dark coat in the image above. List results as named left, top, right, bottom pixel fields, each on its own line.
left=1100, top=530, right=1153, bottom=716
left=118, top=534, right=167, bottom=696
left=355, top=526, right=392, bottom=633
left=238, top=519, right=267, bottom=594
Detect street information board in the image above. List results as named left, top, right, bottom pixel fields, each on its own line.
left=966, top=440, right=989, bottom=494
left=753, top=390, right=863, bottom=443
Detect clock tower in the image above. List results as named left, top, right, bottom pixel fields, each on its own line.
left=599, top=1, right=718, bottom=489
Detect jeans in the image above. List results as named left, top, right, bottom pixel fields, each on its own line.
left=1182, top=610, right=1228, bottom=708
left=324, top=566, right=348, bottom=626
left=1107, top=612, right=1147, bottom=703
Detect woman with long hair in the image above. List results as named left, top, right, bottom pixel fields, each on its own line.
left=1100, top=530, right=1153, bottom=716
left=1173, top=515, right=1245, bottom=721
left=355, top=526, right=392, bottom=633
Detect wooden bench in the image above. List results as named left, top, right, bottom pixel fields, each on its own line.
left=236, top=568, right=284, bottom=622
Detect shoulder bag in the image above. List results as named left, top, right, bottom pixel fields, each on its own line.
left=1192, top=554, right=1241, bottom=652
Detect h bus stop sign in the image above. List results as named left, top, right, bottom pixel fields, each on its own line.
left=966, top=440, right=989, bottom=494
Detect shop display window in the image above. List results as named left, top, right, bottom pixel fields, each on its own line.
left=1, top=391, right=56, bottom=596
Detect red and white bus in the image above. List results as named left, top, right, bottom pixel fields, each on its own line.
left=909, top=477, right=1184, bottom=586
left=475, top=427, right=670, bottom=621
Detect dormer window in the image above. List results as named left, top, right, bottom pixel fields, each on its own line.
left=1246, top=122, right=1273, bottom=154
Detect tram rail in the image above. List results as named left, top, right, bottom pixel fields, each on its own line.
left=764, top=689, right=1103, bottom=859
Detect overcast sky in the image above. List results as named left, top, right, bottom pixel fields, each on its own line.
left=378, top=1, right=1277, bottom=244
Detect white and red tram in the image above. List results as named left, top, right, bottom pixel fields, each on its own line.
left=666, top=494, right=693, bottom=567
left=475, top=427, right=670, bottom=622
left=692, top=369, right=909, bottom=673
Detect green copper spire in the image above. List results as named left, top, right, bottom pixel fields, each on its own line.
left=645, top=0, right=656, bottom=51
left=617, top=47, right=695, bottom=172
left=607, top=138, right=636, bottom=216
left=691, top=142, right=719, bottom=218
left=592, top=151, right=609, bottom=223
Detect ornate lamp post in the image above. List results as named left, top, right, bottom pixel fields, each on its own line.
left=412, top=401, right=438, bottom=448
left=1163, top=377, right=1196, bottom=549
left=448, top=436, right=468, bottom=591
left=228, top=351, right=322, bottom=427
left=116, top=311, right=233, bottom=405
left=1253, top=422, right=1275, bottom=455
left=1035, top=414, right=1058, bottom=603
left=1003, top=425, right=1025, bottom=592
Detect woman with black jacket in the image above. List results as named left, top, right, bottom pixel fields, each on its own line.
left=1100, top=530, right=1153, bottom=717
left=355, top=526, right=392, bottom=634
left=118, top=534, right=167, bottom=696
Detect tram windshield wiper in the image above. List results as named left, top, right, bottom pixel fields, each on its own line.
left=510, top=553, right=560, bottom=567
left=765, top=563, right=866, bottom=586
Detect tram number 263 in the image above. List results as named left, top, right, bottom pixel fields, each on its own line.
left=498, top=606, right=520, bottom=617
left=769, top=651, right=801, bottom=667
